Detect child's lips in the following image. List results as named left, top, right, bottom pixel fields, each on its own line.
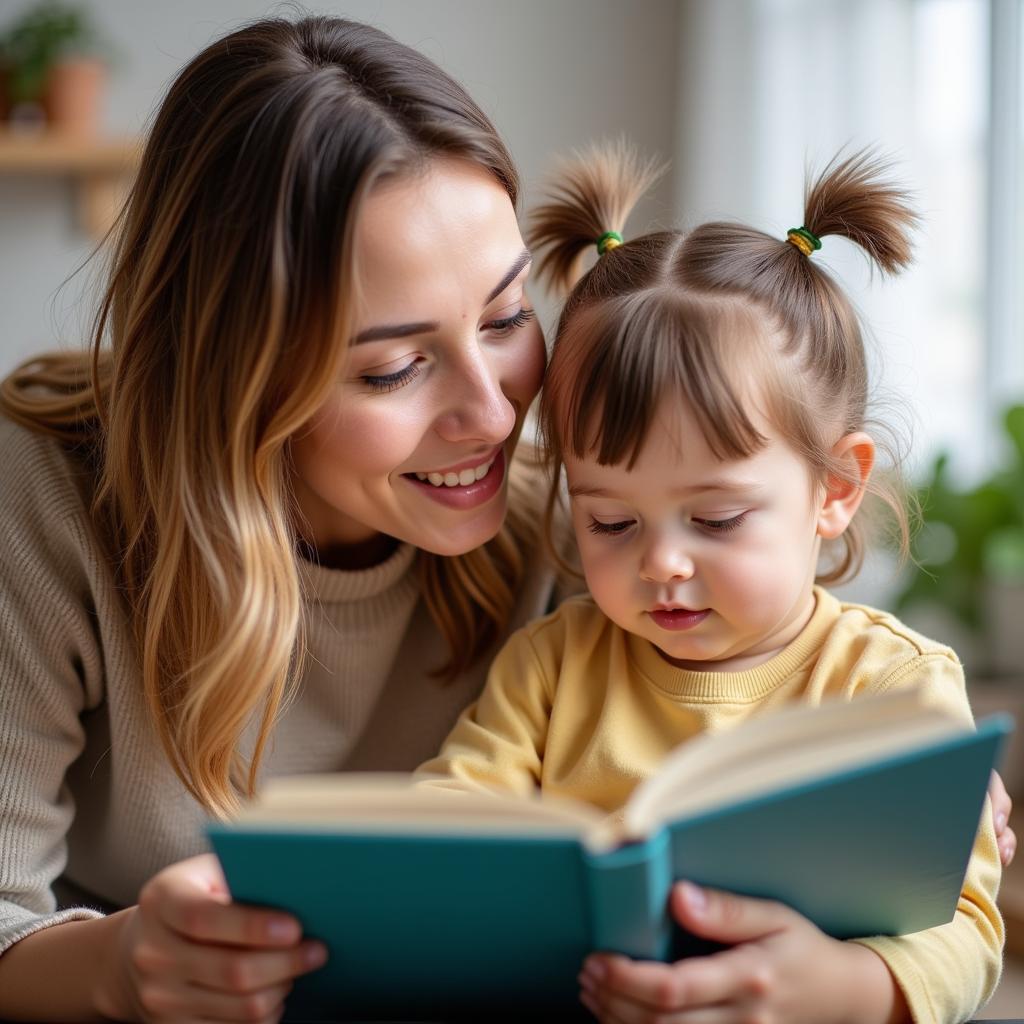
left=649, top=607, right=711, bottom=631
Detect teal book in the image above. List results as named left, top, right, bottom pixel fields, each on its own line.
left=206, top=691, right=1012, bottom=1021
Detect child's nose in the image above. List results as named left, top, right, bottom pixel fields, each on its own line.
left=639, top=540, right=695, bottom=583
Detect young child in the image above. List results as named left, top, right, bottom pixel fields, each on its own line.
left=416, top=148, right=1003, bottom=1023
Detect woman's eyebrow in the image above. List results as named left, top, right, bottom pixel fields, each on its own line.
left=485, top=248, right=532, bottom=304
left=353, top=249, right=532, bottom=345
left=354, top=321, right=440, bottom=344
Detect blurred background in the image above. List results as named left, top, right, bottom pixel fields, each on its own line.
left=0, top=0, right=1022, bottom=1011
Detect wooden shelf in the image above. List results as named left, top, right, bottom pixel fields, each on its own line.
left=0, top=130, right=141, bottom=238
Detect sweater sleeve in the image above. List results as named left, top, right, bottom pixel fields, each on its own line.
left=0, top=432, right=107, bottom=954
left=415, top=624, right=556, bottom=797
left=850, top=651, right=1004, bottom=1024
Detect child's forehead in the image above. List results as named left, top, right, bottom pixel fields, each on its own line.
left=565, top=396, right=810, bottom=497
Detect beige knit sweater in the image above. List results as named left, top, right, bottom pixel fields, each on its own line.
left=0, top=416, right=565, bottom=954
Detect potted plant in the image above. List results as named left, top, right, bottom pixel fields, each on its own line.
left=0, top=1, right=111, bottom=135
left=892, top=405, right=1024, bottom=794
left=893, top=404, right=1024, bottom=678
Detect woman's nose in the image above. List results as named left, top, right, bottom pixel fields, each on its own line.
left=435, top=345, right=516, bottom=445
left=639, top=535, right=695, bottom=584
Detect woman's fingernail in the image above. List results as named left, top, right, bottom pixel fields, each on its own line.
left=305, top=942, right=328, bottom=967
left=997, top=813, right=1007, bottom=831
left=583, top=957, right=606, bottom=982
left=681, top=881, right=707, bottom=912
left=580, top=990, right=599, bottom=1016
left=267, top=918, right=300, bottom=942
left=577, top=971, right=596, bottom=993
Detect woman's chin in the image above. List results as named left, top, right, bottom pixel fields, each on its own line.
left=407, top=503, right=507, bottom=557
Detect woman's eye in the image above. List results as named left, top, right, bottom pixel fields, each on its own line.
left=587, top=518, right=635, bottom=536
left=486, top=307, right=536, bottom=337
left=360, top=362, right=421, bottom=393
left=693, top=512, right=748, bottom=533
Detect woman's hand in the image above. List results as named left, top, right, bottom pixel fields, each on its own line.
left=990, top=770, right=1016, bottom=866
left=577, top=882, right=909, bottom=1024
left=95, top=853, right=327, bottom=1023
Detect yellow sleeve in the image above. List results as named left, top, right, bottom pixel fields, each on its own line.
left=414, top=625, right=555, bottom=797
left=851, top=652, right=1004, bottom=1024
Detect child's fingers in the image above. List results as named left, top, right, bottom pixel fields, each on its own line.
left=1000, top=825, right=1017, bottom=867
left=669, top=882, right=796, bottom=945
left=989, top=770, right=1012, bottom=835
left=581, top=949, right=760, bottom=1014
left=580, top=979, right=732, bottom=1024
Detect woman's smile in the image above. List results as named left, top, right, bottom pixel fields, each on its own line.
left=402, top=447, right=506, bottom=509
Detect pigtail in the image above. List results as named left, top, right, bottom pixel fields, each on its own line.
left=802, top=150, right=919, bottom=276
left=527, top=140, right=664, bottom=294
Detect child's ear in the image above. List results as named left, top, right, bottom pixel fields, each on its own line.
left=816, top=432, right=875, bottom=540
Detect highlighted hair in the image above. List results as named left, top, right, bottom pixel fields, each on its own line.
left=0, top=16, right=532, bottom=817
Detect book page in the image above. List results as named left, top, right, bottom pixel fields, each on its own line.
left=620, top=689, right=965, bottom=839
left=233, top=773, right=605, bottom=837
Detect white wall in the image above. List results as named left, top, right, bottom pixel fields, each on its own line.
left=0, top=0, right=680, bottom=371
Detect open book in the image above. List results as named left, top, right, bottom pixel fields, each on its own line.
left=207, top=690, right=1011, bottom=1020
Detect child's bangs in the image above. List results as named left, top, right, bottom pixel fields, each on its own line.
left=545, top=291, right=769, bottom=468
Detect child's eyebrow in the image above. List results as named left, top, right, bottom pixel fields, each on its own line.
left=569, top=480, right=763, bottom=500
left=670, top=479, right=764, bottom=497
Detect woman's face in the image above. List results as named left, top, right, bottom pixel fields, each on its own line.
left=290, top=158, right=545, bottom=562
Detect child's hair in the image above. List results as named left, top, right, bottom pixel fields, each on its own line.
left=527, top=143, right=919, bottom=585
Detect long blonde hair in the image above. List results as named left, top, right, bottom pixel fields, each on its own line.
left=528, top=145, right=919, bottom=582
left=0, top=16, right=533, bottom=817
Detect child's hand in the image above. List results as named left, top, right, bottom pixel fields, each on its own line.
left=990, top=770, right=1016, bottom=866
left=578, top=882, right=909, bottom=1024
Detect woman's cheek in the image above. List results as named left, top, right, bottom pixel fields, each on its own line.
left=308, top=400, right=419, bottom=479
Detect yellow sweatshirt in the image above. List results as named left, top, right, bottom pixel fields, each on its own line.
left=418, top=587, right=1004, bottom=1023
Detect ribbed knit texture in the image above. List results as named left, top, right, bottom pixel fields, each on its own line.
left=0, top=417, right=564, bottom=954
left=419, top=590, right=1005, bottom=1023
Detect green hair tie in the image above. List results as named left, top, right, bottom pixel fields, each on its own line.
left=786, top=227, right=822, bottom=257
left=596, top=231, right=624, bottom=255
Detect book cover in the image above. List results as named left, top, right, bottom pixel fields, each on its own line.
left=207, top=709, right=1011, bottom=1020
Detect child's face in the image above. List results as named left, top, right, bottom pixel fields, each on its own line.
left=566, top=395, right=826, bottom=672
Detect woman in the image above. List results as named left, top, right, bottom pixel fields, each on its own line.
left=0, top=14, right=1012, bottom=1024
left=0, top=15, right=554, bottom=1022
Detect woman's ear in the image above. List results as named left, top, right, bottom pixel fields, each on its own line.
left=817, top=432, right=875, bottom=540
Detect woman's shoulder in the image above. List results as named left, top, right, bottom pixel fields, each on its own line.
left=0, top=416, right=96, bottom=519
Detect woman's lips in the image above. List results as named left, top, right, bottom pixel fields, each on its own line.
left=403, top=448, right=506, bottom=510
left=649, top=607, right=711, bottom=631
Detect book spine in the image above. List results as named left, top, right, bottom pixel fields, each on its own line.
left=583, top=829, right=673, bottom=961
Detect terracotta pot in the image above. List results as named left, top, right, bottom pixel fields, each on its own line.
left=42, top=56, right=106, bottom=136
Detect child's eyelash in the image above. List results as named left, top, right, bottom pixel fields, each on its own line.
left=586, top=514, right=748, bottom=536
left=694, top=513, right=748, bottom=533
left=489, top=307, right=536, bottom=334
left=361, top=363, right=421, bottom=392
left=587, top=519, right=634, bottom=536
